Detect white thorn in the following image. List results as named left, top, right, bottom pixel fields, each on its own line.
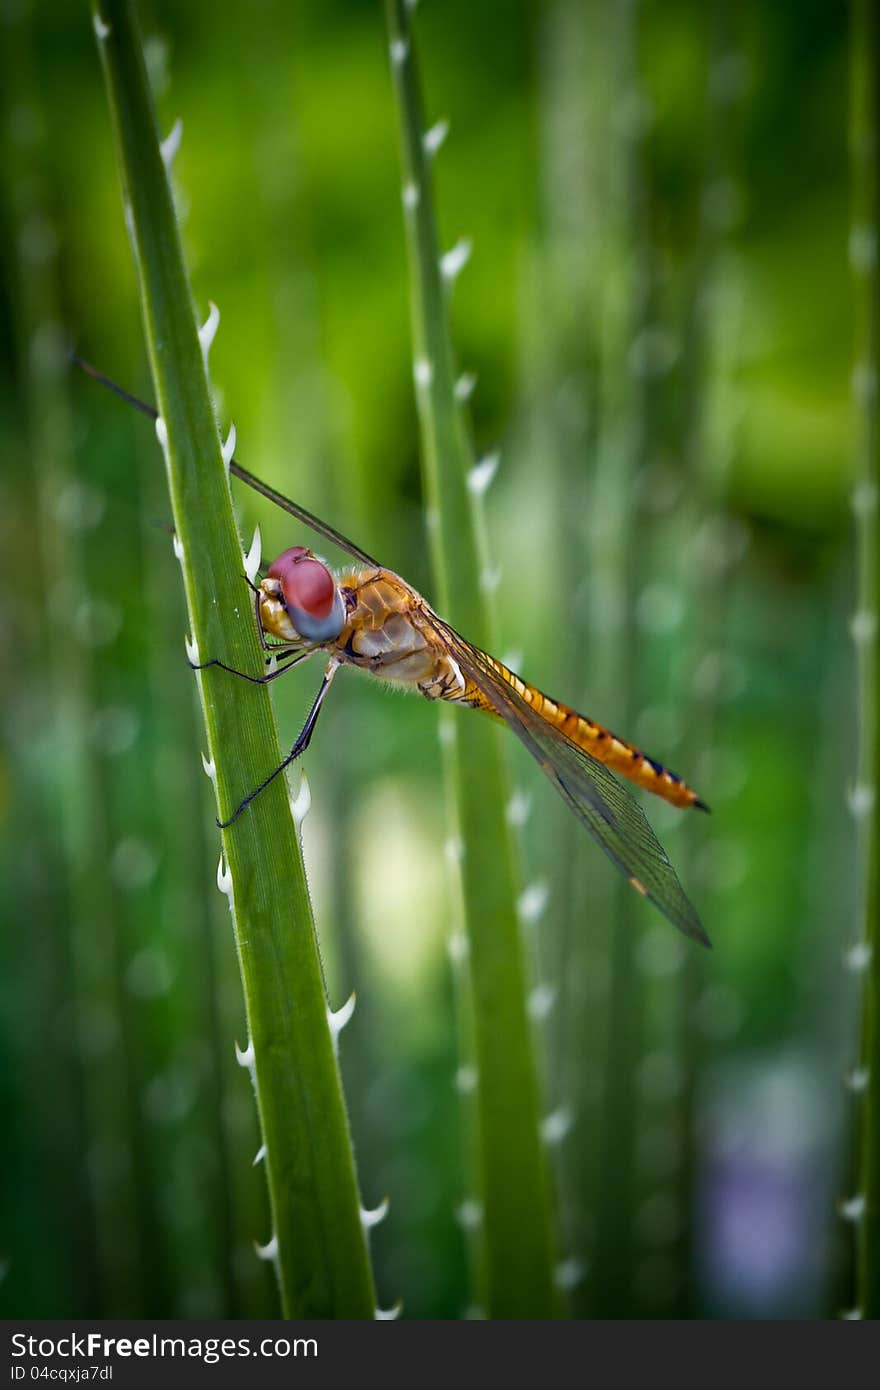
left=254, top=1234, right=278, bottom=1263
left=845, top=1066, right=870, bottom=1092
left=423, top=119, right=449, bottom=156
left=455, top=372, right=476, bottom=401
left=506, top=790, right=531, bottom=827
left=390, top=37, right=409, bottom=66
left=444, top=835, right=464, bottom=865
left=361, top=1197, right=390, bottom=1230
left=518, top=880, right=550, bottom=924
left=455, top=1064, right=477, bottom=1093
left=852, top=362, right=877, bottom=405
left=555, top=1257, right=588, bottom=1291
left=447, top=931, right=468, bottom=964
left=216, top=854, right=233, bottom=898
left=221, top=421, right=237, bottom=472
left=541, top=1105, right=573, bottom=1146
left=235, top=1038, right=255, bottom=1070
left=414, top=356, right=433, bottom=389
left=468, top=453, right=500, bottom=497
left=455, top=1199, right=482, bottom=1230
left=402, top=181, right=419, bottom=211
left=839, top=1194, right=865, bottom=1223
left=201, top=752, right=217, bottom=782
left=252, top=1144, right=266, bottom=1166
left=850, top=224, right=878, bottom=273
left=155, top=414, right=169, bottom=455
left=290, top=771, right=312, bottom=830
left=845, top=941, right=872, bottom=973
left=848, top=783, right=875, bottom=819
left=850, top=610, right=877, bottom=646
left=852, top=480, right=878, bottom=517
left=199, top=301, right=220, bottom=361
left=184, top=632, right=200, bottom=665
left=328, top=992, right=356, bottom=1051
left=160, top=117, right=183, bottom=170
left=441, top=238, right=472, bottom=284
left=243, top=524, right=262, bottom=584
left=93, top=14, right=111, bottom=40
left=172, top=531, right=184, bottom=563
left=528, top=982, right=557, bottom=1021
left=375, top=1302, right=402, bottom=1321
left=437, top=715, right=455, bottom=748
left=480, top=565, right=502, bottom=595
left=265, top=651, right=279, bottom=676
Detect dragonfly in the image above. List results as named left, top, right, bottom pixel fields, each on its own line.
left=76, top=358, right=710, bottom=947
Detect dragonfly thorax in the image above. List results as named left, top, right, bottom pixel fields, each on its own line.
left=260, top=547, right=346, bottom=644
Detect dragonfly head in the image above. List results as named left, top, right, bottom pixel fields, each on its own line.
left=259, top=546, right=346, bottom=646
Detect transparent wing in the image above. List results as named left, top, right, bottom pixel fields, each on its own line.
left=424, top=610, right=709, bottom=946
left=229, top=462, right=381, bottom=569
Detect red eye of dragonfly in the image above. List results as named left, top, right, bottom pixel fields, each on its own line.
left=266, top=546, right=345, bottom=643
left=268, top=546, right=336, bottom=621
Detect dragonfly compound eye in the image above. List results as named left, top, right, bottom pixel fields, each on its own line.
left=267, top=546, right=345, bottom=642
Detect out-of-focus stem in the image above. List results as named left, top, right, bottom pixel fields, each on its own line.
left=849, top=0, right=880, bottom=1320
left=586, top=0, right=653, bottom=1318
left=1, top=2, right=134, bottom=1314
left=384, top=0, right=558, bottom=1318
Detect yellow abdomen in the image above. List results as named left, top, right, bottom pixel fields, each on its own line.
left=463, top=658, right=707, bottom=812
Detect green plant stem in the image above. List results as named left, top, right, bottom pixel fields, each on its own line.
left=384, top=0, right=557, bottom=1318
left=90, top=0, right=374, bottom=1318
left=523, top=0, right=604, bottom=1308
left=586, top=0, right=651, bottom=1318
left=849, top=0, right=880, bottom=1320
left=664, top=3, right=746, bottom=1317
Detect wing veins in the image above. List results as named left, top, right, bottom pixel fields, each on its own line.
left=421, top=609, right=709, bottom=946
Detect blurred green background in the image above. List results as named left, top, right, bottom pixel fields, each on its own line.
left=0, top=0, right=861, bottom=1318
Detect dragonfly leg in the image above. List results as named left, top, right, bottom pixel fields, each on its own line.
left=245, top=583, right=287, bottom=656
left=217, top=661, right=339, bottom=828
left=190, top=648, right=309, bottom=685
left=253, top=587, right=275, bottom=651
